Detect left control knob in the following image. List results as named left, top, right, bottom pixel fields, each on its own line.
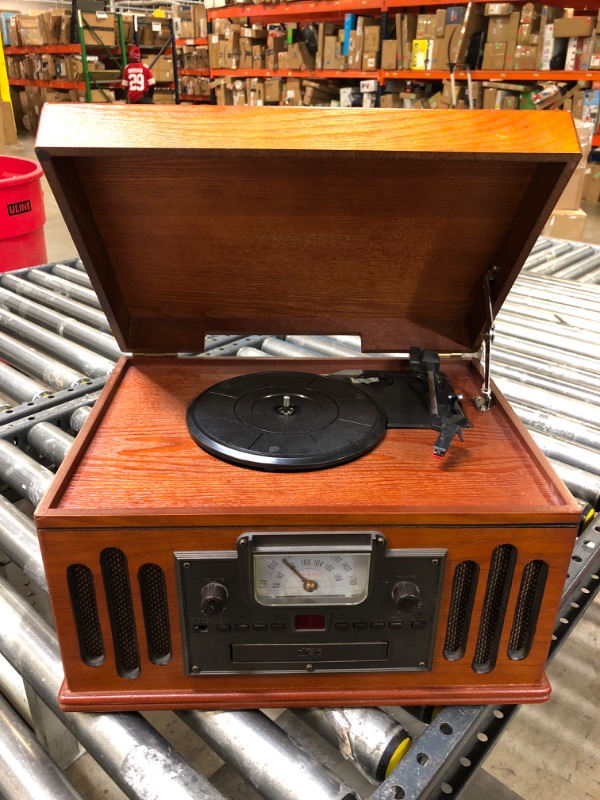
left=200, top=582, right=228, bottom=615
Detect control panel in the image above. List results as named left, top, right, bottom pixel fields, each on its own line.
left=175, top=533, right=446, bottom=675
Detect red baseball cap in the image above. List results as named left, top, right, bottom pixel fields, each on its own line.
left=129, top=46, right=141, bottom=62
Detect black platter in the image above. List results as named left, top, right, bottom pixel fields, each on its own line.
left=187, top=362, right=469, bottom=471
left=186, top=371, right=387, bottom=471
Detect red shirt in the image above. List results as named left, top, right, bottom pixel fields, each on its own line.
left=122, top=63, right=156, bottom=103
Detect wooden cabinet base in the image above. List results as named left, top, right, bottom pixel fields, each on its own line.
left=58, top=676, right=551, bottom=712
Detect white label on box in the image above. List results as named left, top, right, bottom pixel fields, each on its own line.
left=96, top=11, right=107, bottom=19
left=152, top=22, right=162, bottom=32
left=257, top=99, right=263, bottom=106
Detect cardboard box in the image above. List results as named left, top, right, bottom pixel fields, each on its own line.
left=483, top=87, right=498, bottom=109
left=487, top=15, right=516, bottom=43
left=348, top=31, right=364, bottom=69
left=380, top=93, right=402, bottom=108
left=265, top=34, right=286, bottom=70
left=0, top=102, right=16, bottom=147
left=502, top=94, right=519, bottom=109
left=238, top=41, right=253, bottom=69
left=286, top=42, right=315, bottom=71
left=323, top=36, right=338, bottom=69
left=543, top=208, right=587, bottom=240
left=81, top=12, right=115, bottom=47
left=435, top=9, right=446, bottom=37
left=513, top=44, right=538, bottom=69
left=416, top=14, right=436, bottom=39
left=583, top=165, right=600, bottom=202
left=252, top=45, right=265, bottom=69
left=555, top=163, right=586, bottom=210
left=17, top=16, right=45, bottom=47
left=401, top=14, right=418, bottom=69
left=363, top=25, right=380, bottom=52
left=381, top=39, right=397, bottom=69
left=520, top=3, right=542, bottom=25
left=553, top=16, right=595, bottom=39
left=362, top=51, right=378, bottom=71
left=484, top=3, right=514, bottom=15
left=283, top=79, right=302, bottom=106
left=143, top=56, right=174, bottom=82
left=482, top=41, right=507, bottom=69
left=264, top=79, right=282, bottom=104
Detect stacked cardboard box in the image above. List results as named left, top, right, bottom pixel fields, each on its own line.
left=543, top=119, right=592, bottom=238
left=180, top=76, right=211, bottom=97
left=10, top=11, right=71, bottom=47
left=211, top=75, right=363, bottom=107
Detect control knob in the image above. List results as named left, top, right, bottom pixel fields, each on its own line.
left=392, top=581, right=420, bottom=614
left=200, top=582, right=228, bottom=615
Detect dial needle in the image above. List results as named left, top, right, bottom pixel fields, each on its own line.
left=282, top=558, right=318, bottom=592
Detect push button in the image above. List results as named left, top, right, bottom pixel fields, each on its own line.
left=271, top=622, right=285, bottom=631
left=235, top=623, right=249, bottom=632
left=253, top=623, right=267, bottom=631
left=334, top=622, right=350, bottom=630
left=411, top=619, right=426, bottom=630
left=371, top=621, right=385, bottom=629
left=389, top=621, right=403, bottom=629
left=216, top=623, right=230, bottom=632
left=353, top=621, right=367, bottom=630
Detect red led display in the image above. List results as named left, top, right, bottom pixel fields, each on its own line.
left=294, top=614, right=326, bottom=631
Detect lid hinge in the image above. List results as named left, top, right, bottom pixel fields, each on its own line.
left=473, top=267, right=497, bottom=413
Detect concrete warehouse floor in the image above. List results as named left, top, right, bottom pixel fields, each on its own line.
left=4, top=134, right=600, bottom=800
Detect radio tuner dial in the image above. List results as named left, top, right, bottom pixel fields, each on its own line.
left=392, top=581, right=420, bottom=614
left=200, top=582, right=228, bottom=615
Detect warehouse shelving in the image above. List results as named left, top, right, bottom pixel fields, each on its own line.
left=211, top=67, right=376, bottom=79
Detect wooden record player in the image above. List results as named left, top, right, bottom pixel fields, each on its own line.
left=35, top=105, right=581, bottom=712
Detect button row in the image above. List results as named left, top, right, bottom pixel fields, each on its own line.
left=220, top=622, right=287, bottom=632
left=333, top=620, right=427, bottom=630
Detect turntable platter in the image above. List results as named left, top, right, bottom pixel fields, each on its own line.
left=186, top=371, right=387, bottom=471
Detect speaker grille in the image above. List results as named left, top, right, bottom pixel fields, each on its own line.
left=508, top=560, right=548, bottom=661
left=138, top=563, right=171, bottom=665
left=444, top=560, right=479, bottom=661
left=67, top=564, right=104, bottom=667
left=100, top=548, right=140, bottom=679
left=472, top=544, right=517, bottom=674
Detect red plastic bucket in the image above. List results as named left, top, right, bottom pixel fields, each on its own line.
left=0, top=155, right=47, bottom=272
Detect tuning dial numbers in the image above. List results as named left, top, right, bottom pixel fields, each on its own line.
left=392, top=581, right=421, bottom=614
left=200, top=582, right=228, bottom=615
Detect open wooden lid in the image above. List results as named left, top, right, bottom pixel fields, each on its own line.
left=36, top=105, right=579, bottom=354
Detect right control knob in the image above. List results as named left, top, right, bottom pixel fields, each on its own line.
left=392, top=581, right=420, bottom=613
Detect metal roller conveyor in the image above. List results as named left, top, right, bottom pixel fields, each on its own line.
left=292, top=707, right=412, bottom=781
left=0, top=308, right=115, bottom=379
left=51, top=264, right=93, bottom=288
left=178, top=709, right=360, bottom=800
left=0, top=693, right=85, bottom=800
left=27, top=270, right=103, bottom=310
left=0, top=333, right=89, bottom=391
left=0, top=288, right=121, bottom=362
left=0, top=249, right=599, bottom=800
left=1, top=273, right=112, bottom=334
left=0, top=579, right=226, bottom=800
left=527, top=244, right=594, bottom=275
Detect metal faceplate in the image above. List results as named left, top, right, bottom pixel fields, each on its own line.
left=175, top=533, right=446, bottom=675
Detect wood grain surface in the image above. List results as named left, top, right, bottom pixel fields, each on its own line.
left=34, top=107, right=579, bottom=354
left=40, top=358, right=579, bottom=525
left=39, top=520, right=572, bottom=707
left=36, top=105, right=580, bottom=156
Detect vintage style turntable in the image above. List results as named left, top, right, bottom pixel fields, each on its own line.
left=35, top=105, right=581, bottom=712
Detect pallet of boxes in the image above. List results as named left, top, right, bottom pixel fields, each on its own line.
left=543, top=120, right=593, bottom=240
left=7, top=10, right=74, bottom=130
left=208, top=16, right=381, bottom=107
left=175, top=4, right=210, bottom=100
